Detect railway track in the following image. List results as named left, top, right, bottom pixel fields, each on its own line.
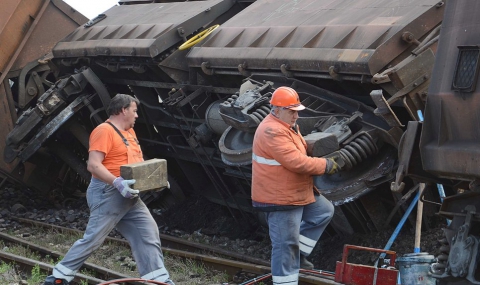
left=0, top=251, right=105, bottom=285
left=0, top=218, right=340, bottom=285
left=13, top=217, right=270, bottom=266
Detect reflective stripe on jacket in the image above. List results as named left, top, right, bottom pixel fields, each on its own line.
left=252, top=114, right=327, bottom=206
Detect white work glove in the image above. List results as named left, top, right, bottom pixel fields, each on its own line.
left=113, top=177, right=139, bottom=199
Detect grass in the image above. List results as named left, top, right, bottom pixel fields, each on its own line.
left=1, top=228, right=231, bottom=285
left=0, top=261, right=48, bottom=285
left=170, top=258, right=229, bottom=284
left=0, top=262, right=19, bottom=284
left=0, top=262, right=11, bottom=274
left=29, top=264, right=47, bottom=285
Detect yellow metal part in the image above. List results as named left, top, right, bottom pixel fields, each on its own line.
left=179, top=24, right=219, bottom=50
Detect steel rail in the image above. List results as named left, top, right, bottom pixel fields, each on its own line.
left=15, top=218, right=269, bottom=277
left=0, top=231, right=140, bottom=284
left=12, top=217, right=340, bottom=284
left=14, top=217, right=270, bottom=265
left=0, top=250, right=104, bottom=285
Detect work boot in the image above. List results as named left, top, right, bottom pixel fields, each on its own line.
left=300, top=255, right=314, bottom=270
left=43, top=275, right=69, bottom=285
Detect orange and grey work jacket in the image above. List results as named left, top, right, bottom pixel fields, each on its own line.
left=251, top=114, right=328, bottom=206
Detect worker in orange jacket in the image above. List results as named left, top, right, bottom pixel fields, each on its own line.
left=252, top=86, right=340, bottom=285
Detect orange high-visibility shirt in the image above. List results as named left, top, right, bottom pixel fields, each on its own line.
left=89, top=123, right=142, bottom=177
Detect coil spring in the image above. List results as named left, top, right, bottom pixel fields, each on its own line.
left=224, top=94, right=239, bottom=104
left=224, top=92, right=270, bottom=124
left=338, top=133, right=378, bottom=169
left=430, top=237, right=449, bottom=275
left=250, top=105, right=271, bottom=123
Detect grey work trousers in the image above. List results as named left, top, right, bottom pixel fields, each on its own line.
left=263, top=195, right=334, bottom=285
left=52, top=178, right=174, bottom=284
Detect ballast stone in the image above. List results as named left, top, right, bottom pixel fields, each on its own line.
left=120, top=158, right=168, bottom=191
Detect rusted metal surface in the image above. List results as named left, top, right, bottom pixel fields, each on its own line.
left=437, top=192, right=480, bottom=221
left=372, top=49, right=435, bottom=123
left=0, top=82, right=17, bottom=173
left=0, top=0, right=46, bottom=74
left=420, top=0, right=480, bottom=180
left=0, top=0, right=87, bottom=75
left=188, top=0, right=444, bottom=77
left=0, top=0, right=86, bottom=176
left=397, top=2, right=480, bottom=284
left=52, top=0, right=236, bottom=58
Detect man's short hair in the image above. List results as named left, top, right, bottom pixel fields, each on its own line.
left=107, top=94, right=140, bottom=116
left=271, top=105, right=280, bottom=115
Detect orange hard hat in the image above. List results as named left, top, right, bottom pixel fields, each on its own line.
left=269, top=86, right=305, bottom=110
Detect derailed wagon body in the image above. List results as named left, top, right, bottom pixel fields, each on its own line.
left=0, top=0, right=86, bottom=182
left=395, top=1, right=480, bottom=284
left=2, top=0, right=444, bottom=234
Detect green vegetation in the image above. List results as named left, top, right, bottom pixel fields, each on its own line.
left=0, top=261, right=11, bottom=274
left=0, top=261, right=47, bottom=285
left=0, top=262, right=18, bottom=283
left=29, top=264, right=47, bottom=285
left=0, top=228, right=232, bottom=284
left=170, top=258, right=229, bottom=284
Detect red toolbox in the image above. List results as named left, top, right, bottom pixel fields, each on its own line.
left=335, top=244, right=398, bottom=285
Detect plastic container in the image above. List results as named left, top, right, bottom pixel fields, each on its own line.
left=397, top=252, right=436, bottom=285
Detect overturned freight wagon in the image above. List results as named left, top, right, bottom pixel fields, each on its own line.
left=0, top=0, right=87, bottom=175
left=2, top=0, right=444, bottom=234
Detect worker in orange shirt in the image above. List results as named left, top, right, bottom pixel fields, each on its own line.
left=44, top=94, right=174, bottom=285
left=252, top=86, right=340, bottom=285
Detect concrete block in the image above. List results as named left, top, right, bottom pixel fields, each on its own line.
left=120, top=159, right=167, bottom=191
left=303, top=132, right=339, bottom=157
